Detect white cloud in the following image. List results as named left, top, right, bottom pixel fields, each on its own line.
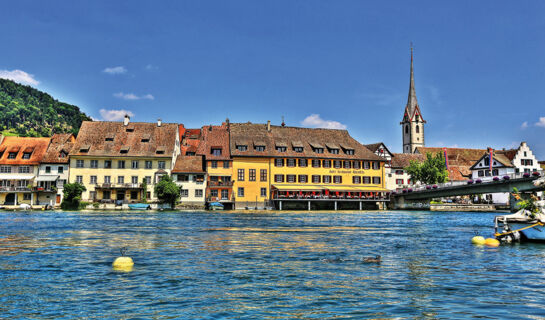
left=301, top=114, right=347, bottom=130
left=113, top=92, right=154, bottom=100
left=0, top=69, right=39, bottom=85
left=521, top=121, right=529, bottom=129
left=102, top=66, right=127, bottom=74
left=145, top=64, right=158, bottom=71
left=535, top=117, right=545, bottom=128
left=99, top=109, right=134, bottom=121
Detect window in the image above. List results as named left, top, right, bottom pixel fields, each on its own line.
left=8, top=152, right=17, bottom=159
left=131, top=176, right=138, bottom=184
left=345, top=150, right=354, bottom=155
left=211, top=148, right=222, bottom=156
left=223, top=161, right=230, bottom=169
left=118, top=176, right=125, bottom=184
left=287, top=175, right=296, bottom=183
left=145, top=161, right=152, bottom=169
left=329, top=148, right=339, bottom=154
left=237, top=145, right=248, bottom=151
left=416, top=125, right=420, bottom=133
left=90, top=160, right=98, bottom=168
left=131, top=191, right=138, bottom=200
left=177, top=174, right=189, bottom=182
left=221, top=189, right=229, bottom=200
left=484, top=158, right=490, bottom=166
left=276, top=146, right=287, bottom=152
left=90, top=176, right=97, bottom=184
left=312, top=159, right=321, bottom=168
left=118, top=160, right=125, bottom=169
left=105, top=137, right=114, bottom=142
left=298, top=159, right=307, bottom=167
left=492, top=169, right=499, bottom=176
left=372, top=162, right=380, bottom=170
left=1, top=166, right=11, bottom=173
left=19, top=166, right=30, bottom=173
left=260, top=188, right=267, bottom=197
left=180, top=189, right=189, bottom=198
left=287, top=159, right=296, bottom=167
left=312, top=175, right=321, bottom=183
left=23, top=194, right=31, bottom=200
left=210, top=190, right=218, bottom=198
left=396, top=179, right=404, bottom=185
left=363, top=161, right=370, bottom=170
left=249, top=169, right=256, bottom=181
left=485, top=170, right=491, bottom=177
left=260, top=169, right=267, bottom=182
left=372, top=177, right=381, bottom=184
left=76, top=160, right=84, bottom=168
left=353, top=176, right=361, bottom=184
left=363, top=176, right=371, bottom=184
left=274, top=175, right=284, bottom=183
left=104, top=176, right=111, bottom=184
left=22, top=152, right=31, bottom=159
left=405, top=125, right=409, bottom=134
left=275, top=159, right=284, bottom=167
left=158, top=161, right=166, bottom=169
left=238, top=187, right=245, bottom=197
left=323, top=160, right=331, bottom=168
left=395, top=170, right=404, bottom=175
left=298, top=175, right=308, bottom=183
left=132, top=160, right=139, bottom=169
left=333, top=176, right=342, bottom=184
left=334, top=160, right=341, bottom=169
left=313, top=148, right=324, bottom=154
left=195, top=189, right=203, bottom=197
left=238, top=169, right=245, bottom=181
left=211, top=161, right=218, bottom=169
left=294, top=147, right=303, bottom=153
left=103, top=191, right=111, bottom=200
left=255, top=145, right=265, bottom=152
left=323, top=175, right=331, bottom=184
left=145, top=176, right=151, bottom=184
left=343, top=161, right=351, bottom=169
left=76, top=175, right=83, bottom=184
left=524, top=151, right=527, bottom=157
left=353, top=161, right=360, bottom=169
left=105, top=160, right=112, bottom=169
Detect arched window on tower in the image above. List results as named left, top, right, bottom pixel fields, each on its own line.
left=405, top=125, right=409, bottom=134
left=416, top=125, right=420, bottom=133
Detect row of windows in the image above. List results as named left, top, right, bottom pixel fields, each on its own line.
left=237, top=169, right=267, bottom=182
left=43, top=166, right=65, bottom=174
left=74, top=159, right=166, bottom=170
left=235, top=144, right=355, bottom=155
left=273, top=174, right=381, bottom=184
left=395, top=179, right=412, bottom=185
left=176, top=174, right=205, bottom=182
left=477, top=169, right=499, bottom=177
left=210, top=161, right=230, bottom=169
left=0, top=166, right=32, bottom=174
left=0, top=151, right=34, bottom=160
left=180, top=189, right=204, bottom=197
left=274, top=158, right=380, bottom=170
left=75, top=175, right=152, bottom=184
left=236, top=187, right=267, bottom=198
left=210, top=189, right=230, bottom=199
left=92, top=190, right=146, bottom=200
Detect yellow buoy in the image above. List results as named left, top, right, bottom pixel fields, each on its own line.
left=113, top=256, right=134, bottom=271
left=484, top=238, right=500, bottom=247
left=471, top=236, right=486, bottom=245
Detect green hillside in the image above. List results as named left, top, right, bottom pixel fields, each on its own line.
left=0, top=78, right=91, bottom=137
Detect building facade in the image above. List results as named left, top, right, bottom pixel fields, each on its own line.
left=69, top=117, right=180, bottom=205
left=38, top=133, right=75, bottom=205
left=172, top=155, right=206, bottom=208
left=401, top=47, right=426, bottom=153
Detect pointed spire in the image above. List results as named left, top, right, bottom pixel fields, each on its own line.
left=406, top=43, right=418, bottom=118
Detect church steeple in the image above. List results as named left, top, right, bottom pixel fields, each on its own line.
left=401, top=44, right=426, bottom=153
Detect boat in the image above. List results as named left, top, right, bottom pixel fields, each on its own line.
left=128, top=203, right=151, bottom=210
left=495, top=201, right=545, bottom=243
left=209, top=202, right=224, bottom=210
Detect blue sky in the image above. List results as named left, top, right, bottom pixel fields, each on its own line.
left=1, top=1, right=544, bottom=158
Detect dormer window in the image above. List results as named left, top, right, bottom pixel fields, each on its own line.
left=186, top=152, right=196, bottom=156
left=79, top=145, right=90, bottom=153
left=8, top=152, right=17, bottom=159
left=313, top=148, right=324, bottom=154
left=59, top=151, right=67, bottom=158
left=294, top=147, right=303, bottom=153
left=253, top=141, right=266, bottom=152
left=22, top=152, right=32, bottom=159
left=329, top=148, right=339, bottom=154
left=105, top=136, right=114, bottom=142
left=237, top=145, right=248, bottom=152
left=126, top=126, right=135, bottom=132
left=211, top=148, right=222, bottom=156
left=255, top=145, right=265, bottom=152
left=326, top=143, right=340, bottom=154
left=276, top=146, right=286, bottom=152
left=292, top=141, right=304, bottom=153
left=141, top=134, right=151, bottom=143
left=120, top=146, right=130, bottom=154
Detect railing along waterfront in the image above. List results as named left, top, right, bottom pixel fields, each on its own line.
left=395, top=170, right=544, bottom=194
left=0, top=186, right=56, bottom=192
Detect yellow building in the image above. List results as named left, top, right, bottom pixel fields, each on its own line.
left=229, top=121, right=388, bottom=210
left=69, top=117, right=180, bottom=205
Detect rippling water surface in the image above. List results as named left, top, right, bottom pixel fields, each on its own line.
left=2, top=210, right=545, bottom=319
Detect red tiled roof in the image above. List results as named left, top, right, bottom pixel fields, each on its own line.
left=0, top=136, right=50, bottom=165
left=42, top=133, right=75, bottom=164
left=197, top=125, right=231, bottom=160
left=390, top=153, right=425, bottom=168
left=172, top=155, right=205, bottom=173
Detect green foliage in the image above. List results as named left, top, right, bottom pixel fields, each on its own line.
left=0, top=78, right=91, bottom=137
left=405, top=152, right=449, bottom=185
left=141, top=177, right=148, bottom=203
left=511, top=188, right=540, bottom=218
left=154, top=175, right=180, bottom=208
left=61, top=182, right=87, bottom=210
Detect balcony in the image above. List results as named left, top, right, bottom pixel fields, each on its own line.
left=208, top=181, right=234, bottom=187
left=95, top=183, right=142, bottom=189
left=0, top=186, right=56, bottom=193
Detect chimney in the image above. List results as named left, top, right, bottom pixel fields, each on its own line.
left=226, top=118, right=230, bottom=129
left=157, top=119, right=162, bottom=127
left=267, top=120, right=271, bottom=132
left=281, top=116, right=285, bottom=127
left=123, top=114, right=130, bottom=126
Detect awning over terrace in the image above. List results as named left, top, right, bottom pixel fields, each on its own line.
left=0, top=174, right=35, bottom=180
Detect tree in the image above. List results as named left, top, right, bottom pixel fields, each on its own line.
left=405, top=152, right=449, bottom=185
left=154, top=175, right=180, bottom=209
left=61, top=182, right=87, bottom=210
left=141, top=177, right=148, bottom=203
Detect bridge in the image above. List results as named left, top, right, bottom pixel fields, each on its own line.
left=391, top=171, right=545, bottom=210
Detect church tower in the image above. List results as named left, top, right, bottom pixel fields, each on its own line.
left=401, top=46, right=426, bottom=153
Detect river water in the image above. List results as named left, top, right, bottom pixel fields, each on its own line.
left=1, top=210, right=545, bottom=319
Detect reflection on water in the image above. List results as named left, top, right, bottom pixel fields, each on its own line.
left=1, top=210, right=545, bottom=319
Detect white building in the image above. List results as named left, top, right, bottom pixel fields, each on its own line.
left=388, top=153, right=425, bottom=190
left=172, top=155, right=207, bottom=208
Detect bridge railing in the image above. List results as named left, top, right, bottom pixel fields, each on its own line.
left=395, top=169, right=544, bottom=194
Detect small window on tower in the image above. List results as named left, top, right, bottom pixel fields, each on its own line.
left=416, top=125, right=420, bottom=133
left=405, top=125, right=409, bottom=134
